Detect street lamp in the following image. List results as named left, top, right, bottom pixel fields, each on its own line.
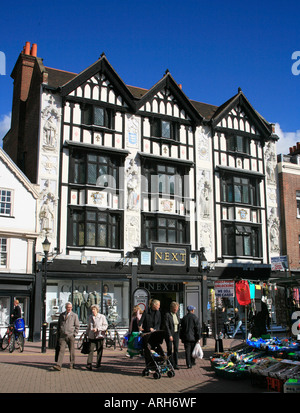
left=199, top=248, right=209, bottom=346
left=41, top=236, right=50, bottom=353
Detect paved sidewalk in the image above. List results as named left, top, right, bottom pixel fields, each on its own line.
left=0, top=336, right=268, bottom=396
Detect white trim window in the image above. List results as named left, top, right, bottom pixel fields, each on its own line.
left=0, top=238, right=7, bottom=267
left=0, top=189, right=12, bottom=216
left=297, top=191, right=300, bottom=218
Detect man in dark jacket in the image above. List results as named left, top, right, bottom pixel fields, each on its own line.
left=180, top=305, right=201, bottom=368
left=164, top=301, right=180, bottom=369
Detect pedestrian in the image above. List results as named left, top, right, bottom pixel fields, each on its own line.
left=230, top=308, right=245, bottom=339
left=138, top=299, right=162, bottom=367
left=86, top=304, right=108, bottom=370
left=180, top=305, right=201, bottom=369
left=53, top=302, right=80, bottom=371
left=129, top=305, right=143, bottom=333
left=138, top=299, right=161, bottom=333
left=11, top=299, right=22, bottom=323
left=164, top=301, right=180, bottom=369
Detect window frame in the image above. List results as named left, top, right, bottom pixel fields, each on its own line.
left=222, top=222, right=261, bottom=258
left=70, top=150, right=120, bottom=188
left=68, top=207, right=122, bottom=250
left=221, top=174, right=259, bottom=206
left=143, top=214, right=188, bottom=247
left=227, top=134, right=250, bottom=155
left=151, top=118, right=179, bottom=141
left=142, top=161, right=185, bottom=200
left=0, top=189, right=13, bottom=216
left=82, top=104, right=113, bottom=129
left=0, top=238, right=8, bottom=268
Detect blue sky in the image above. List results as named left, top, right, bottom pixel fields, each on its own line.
left=0, top=0, right=300, bottom=153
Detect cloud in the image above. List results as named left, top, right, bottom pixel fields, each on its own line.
left=0, top=112, right=11, bottom=146
left=275, top=123, right=300, bottom=155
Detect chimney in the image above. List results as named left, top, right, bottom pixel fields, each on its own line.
left=24, top=41, right=31, bottom=55
left=30, top=43, right=37, bottom=57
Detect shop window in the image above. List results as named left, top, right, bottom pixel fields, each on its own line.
left=46, top=280, right=129, bottom=326
left=0, top=296, right=10, bottom=326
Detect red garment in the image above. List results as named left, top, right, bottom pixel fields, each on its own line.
left=235, top=280, right=251, bottom=305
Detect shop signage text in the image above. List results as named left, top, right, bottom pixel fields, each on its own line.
left=154, top=247, right=187, bottom=266
left=214, top=280, right=235, bottom=297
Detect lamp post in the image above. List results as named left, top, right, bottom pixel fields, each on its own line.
left=41, top=236, right=50, bottom=353
left=199, top=248, right=209, bottom=346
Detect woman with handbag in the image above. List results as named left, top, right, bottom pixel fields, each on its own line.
left=86, top=305, right=108, bottom=370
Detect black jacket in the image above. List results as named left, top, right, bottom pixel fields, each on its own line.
left=139, top=307, right=161, bottom=333
left=180, top=312, right=201, bottom=343
left=164, top=311, right=180, bottom=339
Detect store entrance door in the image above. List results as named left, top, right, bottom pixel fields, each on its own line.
left=153, top=291, right=176, bottom=323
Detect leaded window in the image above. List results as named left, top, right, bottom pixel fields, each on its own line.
left=69, top=209, right=121, bottom=249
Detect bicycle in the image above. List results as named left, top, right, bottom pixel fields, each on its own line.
left=1, top=319, right=25, bottom=353
left=105, top=322, right=124, bottom=350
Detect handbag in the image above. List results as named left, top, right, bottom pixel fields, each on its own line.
left=192, top=341, right=203, bottom=359
left=81, top=336, right=91, bottom=354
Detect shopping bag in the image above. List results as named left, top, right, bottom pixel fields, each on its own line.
left=81, top=336, right=90, bottom=354
left=192, top=341, right=203, bottom=359
left=127, top=332, right=142, bottom=357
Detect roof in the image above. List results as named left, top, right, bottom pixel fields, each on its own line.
left=42, top=63, right=271, bottom=128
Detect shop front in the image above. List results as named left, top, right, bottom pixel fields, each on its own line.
left=134, top=244, right=206, bottom=323
left=32, top=257, right=132, bottom=341
left=0, top=274, right=34, bottom=339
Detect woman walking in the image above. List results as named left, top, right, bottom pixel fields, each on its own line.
left=86, top=305, right=108, bottom=370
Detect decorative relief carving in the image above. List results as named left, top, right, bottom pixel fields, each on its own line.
left=127, top=115, right=139, bottom=149
left=126, top=158, right=139, bottom=210
left=41, top=95, right=61, bottom=152
left=265, top=141, right=276, bottom=185
left=198, top=130, right=209, bottom=161
left=268, top=207, right=280, bottom=253
left=198, top=170, right=211, bottom=219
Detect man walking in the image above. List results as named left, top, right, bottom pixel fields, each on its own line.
left=180, top=305, right=201, bottom=368
left=53, top=302, right=80, bottom=371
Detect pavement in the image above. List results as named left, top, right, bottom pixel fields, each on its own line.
left=0, top=336, right=276, bottom=402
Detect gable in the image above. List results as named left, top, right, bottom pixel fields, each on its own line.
left=68, top=72, right=129, bottom=108
left=60, top=55, right=135, bottom=111
left=211, top=91, right=272, bottom=139
left=136, top=73, right=202, bottom=124
left=138, top=87, right=192, bottom=121
left=216, top=104, right=261, bottom=136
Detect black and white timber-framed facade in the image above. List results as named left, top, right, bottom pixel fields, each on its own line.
left=3, top=43, right=280, bottom=340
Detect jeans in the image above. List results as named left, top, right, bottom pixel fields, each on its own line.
left=232, top=320, right=245, bottom=339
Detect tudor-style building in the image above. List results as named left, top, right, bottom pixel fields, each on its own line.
left=3, top=42, right=280, bottom=339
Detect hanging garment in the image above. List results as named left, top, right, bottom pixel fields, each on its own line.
left=236, top=280, right=251, bottom=306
